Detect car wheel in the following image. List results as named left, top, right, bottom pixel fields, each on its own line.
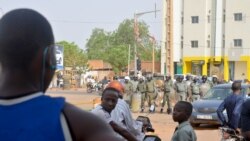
left=191, top=123, right=200, bottom=127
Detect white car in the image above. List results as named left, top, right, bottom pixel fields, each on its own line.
left=56, top=50, right=63, bottom=64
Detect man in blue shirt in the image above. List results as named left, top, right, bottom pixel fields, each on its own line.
left=217, top=81, right=244, bottom=131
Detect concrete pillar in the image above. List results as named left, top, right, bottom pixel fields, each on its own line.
left=224, top=57, right=229, bottom=81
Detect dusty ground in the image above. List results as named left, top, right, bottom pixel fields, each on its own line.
left=47, top=89, right=221, bottom=141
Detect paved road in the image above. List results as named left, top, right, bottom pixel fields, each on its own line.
left=47, top=89, right=221, bottom=141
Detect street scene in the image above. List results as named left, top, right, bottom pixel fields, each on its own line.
left=47, top=89, right=221, bottom=141
left=0, top=0, right=250, bottom=141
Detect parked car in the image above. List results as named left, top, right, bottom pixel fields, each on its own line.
left=190, top=83, right=250, bottom=127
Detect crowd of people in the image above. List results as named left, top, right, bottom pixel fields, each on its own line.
left=115, top=74, right=220, bottom=114
left=1, top=8, right=250, bottom=141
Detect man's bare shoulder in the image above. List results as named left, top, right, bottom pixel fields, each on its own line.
left=63, top=102, right=120, bottom=141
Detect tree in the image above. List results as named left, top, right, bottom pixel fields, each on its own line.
left=57, top=41, right=87, bottom=69
left=86, top=19, right=160, bottom=73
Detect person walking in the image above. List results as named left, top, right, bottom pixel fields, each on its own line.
left=146, top=75, right=157, bottom=112
left=137, top=77, right=147, bottom=112
left=161, top=75, right=174, bottom=114
left=190, top=77, right=201, bottom=102
left=174, top=75, right=188, bottom=101
left=123, top=76, right=133, bottom=106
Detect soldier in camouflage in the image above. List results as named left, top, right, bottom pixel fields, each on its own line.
left=161, top=75, right=173, bottom=114
left=211, top=75, right=219, bottom=87
left=185, top=74, right=193, bottom=102
left=124, top=76, right=133, bottom=106
left=146, top=75, right=156, bottom=112
left=174, top=75, right=188, bottom=101
left=200, top=75, right=212, bottom=97
left=137, top=77, right=147, bottom=112
left=190, top=77, right=201, bottom=102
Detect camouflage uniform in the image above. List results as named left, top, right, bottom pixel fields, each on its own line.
left=137, top=80, right=147, bottom=110
left=146, top=79, right=156, bottom=108
left=174, top=80, right=188, bottom=101
left=124, top=81, right=133, bottom=106
left=190, top=82, right=200, bottom=101
left=162, top=79, right=173, bottom=112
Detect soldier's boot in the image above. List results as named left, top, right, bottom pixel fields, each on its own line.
left=167, top=108, right=172, bottom=114
left=160, top=108, right=164, bottom=113
left=149, top=105, right=155, bottom=113
left=140, top=108, right=144, bottom=113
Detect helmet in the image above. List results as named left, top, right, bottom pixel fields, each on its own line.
left=106, top=80, right=124, bottom=94
left=124, top=76, right=130, bottom=80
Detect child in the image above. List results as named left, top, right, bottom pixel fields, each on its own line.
left=171, top=101, right=197, bottom=141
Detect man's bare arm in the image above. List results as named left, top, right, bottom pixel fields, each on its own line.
left=63, top=103, right=121, bottom=141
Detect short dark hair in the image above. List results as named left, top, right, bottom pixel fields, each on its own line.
left=177, top=101, right=193, bottom=117
left=0, top=9, right=54, bottom=69
left=232, top=81, right=241, bottom=91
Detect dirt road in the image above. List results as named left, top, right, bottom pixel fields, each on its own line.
left=47, top=90, right=221, bottom=141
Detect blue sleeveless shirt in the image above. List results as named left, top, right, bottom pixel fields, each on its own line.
left=0, top=92, right=66, bottom=141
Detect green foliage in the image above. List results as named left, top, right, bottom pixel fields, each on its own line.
left=57, top=41, right=87, bottom=69
left=86, top=18, right=160, bottom=73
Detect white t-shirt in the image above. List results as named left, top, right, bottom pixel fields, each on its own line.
left=91, top=105, right=112, bottom=124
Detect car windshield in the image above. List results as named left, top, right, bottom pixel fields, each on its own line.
left=202, top=87, right=246, bottom=100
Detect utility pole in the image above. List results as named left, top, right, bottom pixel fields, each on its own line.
left=127, top=44, right=131, bottom=75
left=133, top=6, right=160, bottom=76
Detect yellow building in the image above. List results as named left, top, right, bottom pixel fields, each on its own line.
left=162, top=0, right=250, bottom=81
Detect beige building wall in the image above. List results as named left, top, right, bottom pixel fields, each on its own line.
left=225, top=0, right=250, bottom=57
left=183, top=0, right=211, bottom=57
left=234, top=62, right=247, bottom=80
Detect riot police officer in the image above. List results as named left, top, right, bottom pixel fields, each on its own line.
left=185, top=74, right=193, bottom=102
left=200, top=75, right=212, bottom=97
left=124, top=76, right=133, bottom=106
left=211, top=75, right=219, bottom=87
left=137, top=77, right=147, bottom=112
left=190, top=77, right=201, bottom=101
left=146, top=75, right=156, bottom=112
left=161, top=75, right=173, bottom=114
left=174, top=75, right=188, bottom=101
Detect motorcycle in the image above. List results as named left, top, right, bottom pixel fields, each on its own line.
left=136, top=116, right=161, bottom=141
left=219, top=127, right=245, bottom=141
left=86, top=82, right=102, bottom=93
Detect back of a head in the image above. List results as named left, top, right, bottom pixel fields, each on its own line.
left=0, top=9, right=54, bottom=69
left=177, top=101, right=193, bottom=117
left=232, top=81, right=241, bottom=91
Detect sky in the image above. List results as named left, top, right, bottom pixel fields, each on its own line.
left=0, top=0, right=163, bottom=49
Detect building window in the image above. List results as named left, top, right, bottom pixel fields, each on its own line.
left=191, top=40, right=198, bottom=48
left=191, top=16, right=199, bottom=23
left=223, top=14, right=226, bottom=22
left=223, top=40, right=225, bottom=48
left=181, top=41, right=183, bottom=49
left=207, top=40, right=210, bottom=48
left=181, top=17, right=184, bottom=24
left=207, top=15, right=210, bottom=23
left=234, top=13, right=242, bottom=21
left=234, top=39, right=242, bottom=47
